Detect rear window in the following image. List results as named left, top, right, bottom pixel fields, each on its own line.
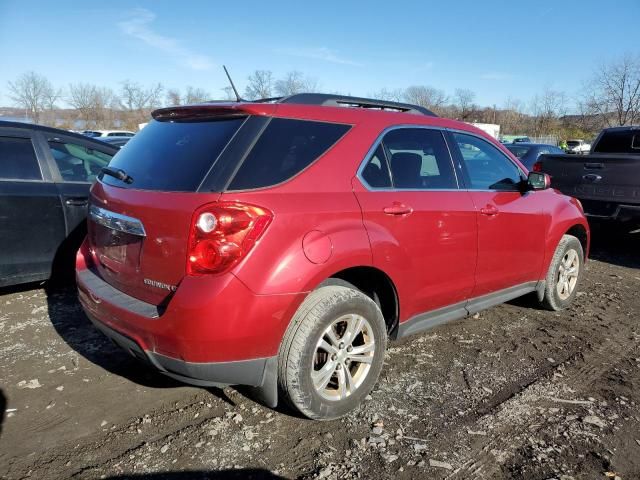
left=228, top=118, right=350, bottom=190
left=593, top=130, right=640, bottom=154
left=505, top=145, right=532, bottom=158
left=101, top=117, right=245, bottom=191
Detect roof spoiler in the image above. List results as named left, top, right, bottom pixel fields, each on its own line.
left=151, top=104, right=251, bottom=121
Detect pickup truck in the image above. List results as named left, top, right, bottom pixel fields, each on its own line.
left=566, top=139, right=591, bottom=155
left=538, top=126, right=640, bottom=223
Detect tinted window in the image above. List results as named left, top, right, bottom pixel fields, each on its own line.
left=101, top=117, right=245, bottom=191
left=593, top=130, right=639, bottom=153
left=228, top=118, right=350, bottom=190
left=453, top=133, right=523, bottom=190
left=505, top=145, right=532, bottom=158
left=0, top=136, right=42, bottom=180
left=361, top=144, right=392, bottom=188
left=383, top=128, right=457, bottom=189
left=48, top=140, right=113, bottom=182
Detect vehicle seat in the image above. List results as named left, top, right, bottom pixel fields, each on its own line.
left=362, top=162, right=389, bottom=188
left=390, top=152, right=422, bottom=188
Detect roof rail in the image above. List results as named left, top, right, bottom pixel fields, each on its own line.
left=275, top=93, right=437, bottom=117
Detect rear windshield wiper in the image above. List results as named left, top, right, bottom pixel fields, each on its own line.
left=101, top=166, right=133, bottom=184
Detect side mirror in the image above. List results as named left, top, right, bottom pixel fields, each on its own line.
left=527, top=171, right=551, bottom=190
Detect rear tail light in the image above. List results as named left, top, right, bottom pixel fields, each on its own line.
left=187, top=202, right=273, bottom=275
left=532, top=161, right=542, bottom=172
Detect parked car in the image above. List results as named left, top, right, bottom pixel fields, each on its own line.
left=566, top=139, right=591, bottom=154
left=0, top=121, right=117, bottom=287
left=538, top=126, right=640, bottom=224
left=512, top=136, right=532, bottom=143
left=76, top=94, right=589, bottom=420
left=82, top=130, right=135, bottom=138
left=505, top=143, right=564, bottom=170
left=96, top=136, right=133, bottom=148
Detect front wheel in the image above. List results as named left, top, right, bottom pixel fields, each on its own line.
left=278, top=285, right=387, bottom=420
left=541, top=234, right=584, bottom=311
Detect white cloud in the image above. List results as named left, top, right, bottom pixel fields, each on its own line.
left=277, top=47, right=362, bottom=66
left=480, top=72, right=513, bottom=80
left=118, top=9, right=214, bottom=71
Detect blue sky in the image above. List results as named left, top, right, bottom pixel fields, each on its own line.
left=1, top=0, right=639, bottom=111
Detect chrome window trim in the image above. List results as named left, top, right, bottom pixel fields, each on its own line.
left=356, top=125, right=461, bottom=192
left=446, top=128, right=527, bottom=192
left=89, top=205, right=146, bottom=237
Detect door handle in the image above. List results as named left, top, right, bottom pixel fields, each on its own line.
left=480, top=204, right=499, bottom=216
left=582, top=173, right=602, bottom=183
left=383, top=203, right=413, bottom=216
left=65, top=197, right=88, bottom=207
left=584, top=163, right=604, bottom=170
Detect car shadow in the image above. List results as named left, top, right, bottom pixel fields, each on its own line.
left=103, top=470, right=286, bottom=479
left=43, top=284, right=232, bottom=407
left=587, top=222, right=639, bottom=270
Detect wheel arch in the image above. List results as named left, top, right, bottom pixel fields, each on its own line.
left=316, top=266, right=399, bottom=336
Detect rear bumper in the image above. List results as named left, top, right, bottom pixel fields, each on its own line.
left=76, top=252, right=305, bottom=390
left=86, top=310, right=273, bottom=387
left=580, top=199, right=640, bottom=221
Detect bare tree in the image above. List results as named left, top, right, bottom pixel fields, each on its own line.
left=166, top=88, right=182, bottom=106
left=244, top=70, right=274, bottom=100
left=368, top=88, right=405, bottom=102
left=120, top=80, right=163, bottom=112
left=275, top=71, right=318, bottom=96
left=221, top=86, right=236, bottom=101
left=530, top=88, right=568, bottom=136
left=453, top=88, right=476, bottom=120
left=120, top=80, right=163, bottom=128
left=68, top=84, right=118, bottom=128
left=403, top=86, right=448, bottom=114
left=7, top=71, right=58, bottom=124
left=185, top=86, right=210, bottom=104
left=583, top=54, right=640, bottom=126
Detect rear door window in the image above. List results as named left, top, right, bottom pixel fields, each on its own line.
left=101, top=117, right=245, bottom=191
left=382, top=128, right=457, bottom=190
left=361, top=144, right=392, bottom=188
left=48, top=139, right=113, bottom=183
left=0, top=136, right=42, bottom=181
left=228, top=118, right=350, bottom=190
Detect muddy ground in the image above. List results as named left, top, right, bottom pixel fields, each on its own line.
left=1, top=226, right=639, bottom=480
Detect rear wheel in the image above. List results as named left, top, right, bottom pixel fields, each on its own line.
left=541, top=234, right=584, bottom=311
left=278, top=285, right=387, bottom=420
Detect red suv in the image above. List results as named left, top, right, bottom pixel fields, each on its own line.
left=77, top=94, right=589, bottom=420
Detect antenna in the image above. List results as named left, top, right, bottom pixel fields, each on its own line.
left=223, top=65, right=243, bottom=102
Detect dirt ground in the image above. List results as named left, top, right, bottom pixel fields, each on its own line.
left=1, top=226, right=639, bottom=480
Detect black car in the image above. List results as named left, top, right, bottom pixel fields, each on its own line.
left=505, top=143, right=564, bottom=170
left=97, top=136, right=133, bottom=148
left=0, top=121, right=118, bottom=287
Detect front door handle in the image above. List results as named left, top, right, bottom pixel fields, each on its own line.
left=383, top=203, right=413, bottom=216
left=480, top=204, right=499, bottom=216
left=65, top=197, right=88, bottom=207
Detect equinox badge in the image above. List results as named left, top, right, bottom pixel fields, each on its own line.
left=144, top=278, right=177, bottom=292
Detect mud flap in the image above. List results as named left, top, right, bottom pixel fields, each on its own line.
left=248, top=356, right=278, bottom=408
left=536, top=281, right=546, bottom=302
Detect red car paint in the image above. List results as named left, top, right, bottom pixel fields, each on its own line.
left=76, top=99, right=589, bottom=389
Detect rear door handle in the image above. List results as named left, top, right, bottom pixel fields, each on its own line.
left=584, top=163, right=604, bottom=170
left=383, top=203, right=413, bottom=216
left=480, top=204, right=499, bottom=216
left=65, top=197, right=88, bottom=207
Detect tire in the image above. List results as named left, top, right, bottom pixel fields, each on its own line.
left=541, top=234, right=584, bottom=311
left=278, top=285, right=387, bottom=420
